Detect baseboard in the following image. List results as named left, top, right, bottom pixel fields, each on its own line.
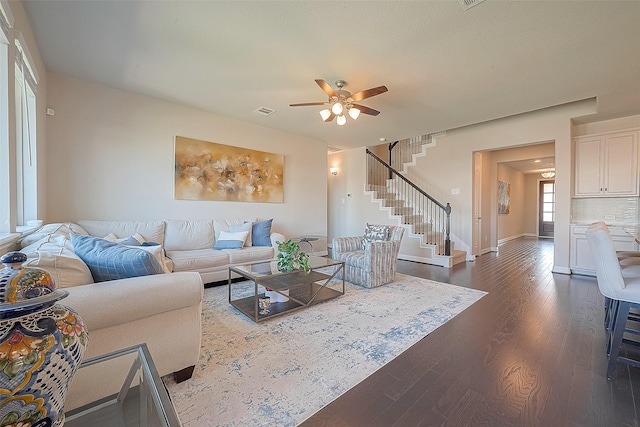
left=398, top=253, right=448, bottom=268
left=498, top=234, right=525, bottom=245
left=553, top=266, right=572, bottom=275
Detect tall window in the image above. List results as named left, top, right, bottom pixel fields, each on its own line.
left=542, top=181, right=555, bottom=222
left=14, top=36, right=38, bottom=226
left=0, top=1, right=12, bottom=232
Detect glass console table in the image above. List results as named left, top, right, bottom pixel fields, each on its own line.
left=65, top=344, right=181, bottom=427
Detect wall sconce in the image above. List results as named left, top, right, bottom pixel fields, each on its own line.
left=330, top=167, right=339, bottom=176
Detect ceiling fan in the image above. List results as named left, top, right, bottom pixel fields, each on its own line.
left=290, top=79, right=388, bottom=125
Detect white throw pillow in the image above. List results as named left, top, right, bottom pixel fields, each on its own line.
left=213, top=230, right=249, bottom=250
left=22, top=234, right=94, bottom=288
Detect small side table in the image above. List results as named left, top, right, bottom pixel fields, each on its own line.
left=65, top=344, right=181, bottom=427
left=294, top=236, right=328, bottom=256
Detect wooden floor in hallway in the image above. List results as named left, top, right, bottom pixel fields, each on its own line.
left=302, top=237, right=640, bottom=427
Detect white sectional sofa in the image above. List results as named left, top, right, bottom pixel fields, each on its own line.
left=16, top=218, right=284, bottom=410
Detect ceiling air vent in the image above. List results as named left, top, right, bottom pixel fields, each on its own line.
left=253, top=106, right=276, bottom=116
left=327, top=145, right=342, bottom=153
left=459, top=0, right=485, bottom=10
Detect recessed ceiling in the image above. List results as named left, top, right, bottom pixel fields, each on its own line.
left=22, top=1, right=640, bottom=149
left=502, top=157, right=555, bottom=174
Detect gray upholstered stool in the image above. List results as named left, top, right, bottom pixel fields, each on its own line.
left=587, top=226, right=640, bottom=380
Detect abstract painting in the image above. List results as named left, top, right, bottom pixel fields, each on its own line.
left=498, top=180, right=510, bottom=214
left=174, top=136, right=284, bottom=202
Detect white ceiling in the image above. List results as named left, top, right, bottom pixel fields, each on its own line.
left=22, top=0, right=640, bottom=150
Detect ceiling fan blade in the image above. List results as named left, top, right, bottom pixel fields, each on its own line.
left=350, top=85, right=388, bottom=102
left=289, top=102, right=328, bottom=107
left=323, top=111, right=336, bottom=122
left=315, top=79, right=338, bottom=98
left=352, top=104, right=381, bottom=116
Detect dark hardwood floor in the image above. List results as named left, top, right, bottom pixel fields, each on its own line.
left=302, top=237, right=640, bottom=427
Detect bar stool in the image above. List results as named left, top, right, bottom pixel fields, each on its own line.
left=586, top=226, right=640, bottom=379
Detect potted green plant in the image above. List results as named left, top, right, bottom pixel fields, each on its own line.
left=276, top=239, right=311, bottom=274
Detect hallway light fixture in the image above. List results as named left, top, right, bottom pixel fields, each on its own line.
left=541, top=169, right=555, bottom=178
left=330, top=167, right=339, bottom=176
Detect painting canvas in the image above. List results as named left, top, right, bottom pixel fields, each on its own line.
left=498, top=180, right=511, bottom=214
left=174, top=136, right=284, bottom=203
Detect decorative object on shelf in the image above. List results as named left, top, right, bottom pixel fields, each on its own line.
left=258, top=297, right=271, bottom=315
left=276, top=240, right=311, bottom=274
left=540, top=169, right=555, bottom=178
left=0, top=251, right=88, bottom=427
left=174, top=136, right=284, bottom=203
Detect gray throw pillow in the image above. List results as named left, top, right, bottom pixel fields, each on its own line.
left=362, top=224, right=390, bottom=249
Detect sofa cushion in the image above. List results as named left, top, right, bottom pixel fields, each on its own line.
left=167, top=249, right=229, bottom=272
left=103, top=233, right=145, bottom=246
left=20, top=222, right=89, bottom=248
left=226, top=246, right=274, bottom=264
left=214, top=230, right=249, bottom=250
left=252, top=218, right=273, bottom=246
left=78, top=220, right=166, bottom=246
left=103, top=233, right=171, bottom=273
left=71, top=234, right=164, bottom=282
left=164, top=219, right=214, bottom=251
left=213, top=218, right=255, bottom=241
left=229, top=222, right=252, bottom=247
left=21, top=234, right=94, bottom=288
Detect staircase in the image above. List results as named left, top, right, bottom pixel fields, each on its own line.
left=365, top=141, right=466, bottom=268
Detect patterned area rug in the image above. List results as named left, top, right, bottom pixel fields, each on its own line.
left=163, top=273, right=486, bottom=426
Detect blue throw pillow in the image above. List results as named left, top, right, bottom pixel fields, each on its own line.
left=252, top=218, right=273, bottom=246
left=71, top=234, right=164, bottom=282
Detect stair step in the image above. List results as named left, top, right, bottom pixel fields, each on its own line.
left=402, top=214, right=423, bottom=224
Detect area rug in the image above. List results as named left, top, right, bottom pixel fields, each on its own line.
left=163, top=273, right=486, bottom=426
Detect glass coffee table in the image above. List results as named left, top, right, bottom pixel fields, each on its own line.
left=229, top=256, right=345, bottom=323
left=65, top=344, right=181, bottom=427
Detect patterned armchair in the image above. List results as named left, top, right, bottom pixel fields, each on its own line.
left=332, top=224, right=405, bottom=288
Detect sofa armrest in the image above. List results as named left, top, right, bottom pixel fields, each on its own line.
left=332, top=236, right=364, bottom=255
left=270, top=232, right=286, bottom=250
left=63, top=272, right=203, bottom=332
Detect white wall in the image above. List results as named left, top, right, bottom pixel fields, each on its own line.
left=327, top=99, right=598, bottom=273
left=45, top=73, right=328, bottom=239
left=327, top=147, right=397, bottom=243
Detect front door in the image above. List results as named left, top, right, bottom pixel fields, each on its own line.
left=539, top=180, right=555, bottom=237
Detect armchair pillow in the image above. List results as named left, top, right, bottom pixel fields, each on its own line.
left=70, top=234, right=164, bottom=282
left=362, top=223, right=390, bottom=249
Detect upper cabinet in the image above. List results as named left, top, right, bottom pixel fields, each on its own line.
left=574, top=130, right=640, bottom=197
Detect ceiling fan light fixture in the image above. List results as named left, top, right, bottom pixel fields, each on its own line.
left=331, top=101, right=343, bottom=115
left=336, top=114, right=347, bottom=126
left=348, top=106, right=360, bottom=120
left=319, top=109, right=332, bottom=121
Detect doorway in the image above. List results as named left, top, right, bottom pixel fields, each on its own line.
left=539, top=180, right=555, bottom=237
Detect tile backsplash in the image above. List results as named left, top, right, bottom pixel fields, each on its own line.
left=571, top=197, right=640, bottom=225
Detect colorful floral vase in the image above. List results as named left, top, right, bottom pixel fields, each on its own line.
left=0, top=252, right=88, bottom=427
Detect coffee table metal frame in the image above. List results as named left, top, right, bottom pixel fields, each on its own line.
left=65, top=343, right=181, bottom=427
left=228, top=256, right=345, bottom=323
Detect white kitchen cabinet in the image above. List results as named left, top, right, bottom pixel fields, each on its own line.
left=570, top=225, right=638, bottom=276
left=574, top=130, right=639, bottom=197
